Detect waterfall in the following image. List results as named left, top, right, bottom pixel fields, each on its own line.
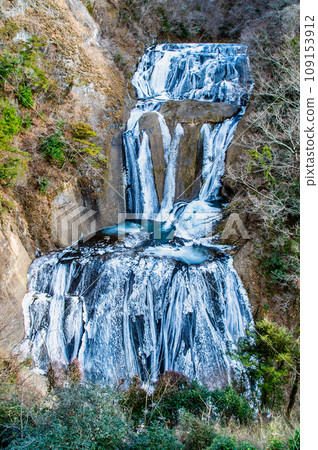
left=20, top=43, right=254, bottom=389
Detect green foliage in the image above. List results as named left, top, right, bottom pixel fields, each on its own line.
left=0, top=37, right=51, bottom=106
left=0, top=99, right=21, bottom=144
left=262, top=229, right=299, bottom=288
left=0, top=362, right=298, bottom=450
left=209, top=386, right=254, bottom=425
left=71, top=121, right=97, bottom=140
left=9, top=384, right=129, bottom=449
left=83, top=0, right=95, bottom=15
left=180, top=413, right=218, bottom=450
left=180, top=413, right=258, bottom=450
left=237, top=444, right=257, bottom=450
left=121, top=376, right=148, bottom=426
left=0, top=357, right=34, bottom=448
left=41, top=132, right=66, bottom=164
left=0, top=392, right=25, bottom=447
left=207, top=434, right=256, bottom=450
left=130, top=424, right=182, bottom=449
left=0, top=156, right=27, bottom=186
left=157, top=7, right=171, bottom=34
left=122, top=371, right=209, bottom=428
left=266, top=440, right=286, bottom=449
left=16, top=83, right=34, bottom=108
left=0, top=21, right=19, bottom=39
left=19, top=35, right=47, bottom=66
left=70, top=121, right=102, bottom=157
left=29, top=66, right=50, bottom=92
left=239, top=33, right=300, bottom=301
left=22, top=114, right=33, bottom=129
left=0, top=99, right=29, bottom=185
left=114, top=51, right=128, bottom=70
left=69, top=122, right=106, bottom=167
left=248, top=145, right=274, bottom=184
left=0, top=194, right=15, bottom=214
left=0, top=53, right=19, bottom=82
left=122, top=371, right=253, bottom=432
left=37, top=177, right=50, bottom=194
left=207, top=435, right=238, bottom=449
left=288, top=429, right=300, bottom=450
left=151, top=371, right=209, bottom=427
left=235, top=319, right=299, bottom=410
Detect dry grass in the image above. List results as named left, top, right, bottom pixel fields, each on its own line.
left=214, top=414, right=299, bottom=449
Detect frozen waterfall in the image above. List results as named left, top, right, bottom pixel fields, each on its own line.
left=20, top=43, right=254, bottom=389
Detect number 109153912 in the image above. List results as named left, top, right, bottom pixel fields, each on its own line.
left=305, top=16, right=315, bottom=82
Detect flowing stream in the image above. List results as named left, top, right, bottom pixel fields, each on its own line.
left=20, top=43, right=254, bottom=388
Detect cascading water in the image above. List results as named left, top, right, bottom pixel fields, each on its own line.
left=20, top=43, right=254, bottom=389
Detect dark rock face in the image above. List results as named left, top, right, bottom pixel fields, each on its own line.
left=137, top=101, right=240, bottom=203
left=139, top=113, right=166, bottom=204
left=159, top=101, right=240, bottom=127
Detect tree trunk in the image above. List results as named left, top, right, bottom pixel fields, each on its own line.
left=286, top=362, right=300, bottom=418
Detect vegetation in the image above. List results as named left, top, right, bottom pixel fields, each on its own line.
left=41, top=132, right=66, bottom=164
left=229, top=33, right=300, bottom=307
left=209, top=386, right=254, bottom=425
left=0, top=35, right=106, bottom=197
left=122, top=371, right=212, bottom=428
left=0, top=38, right=51, bottom=188
left=0, top=194, right=15, bottom=214
left=69, top=121, right=104, bottom=165
left=235, top=319, right=299, bottom=415
left=37, top=176, right=50, bottom=194
left=39, top=122, right=105, bottom=168
left=0, top=98, right=29, bottom=186
left=110, top=0, right=298, bottom=44
left=0, top=360, right=299, bottom=450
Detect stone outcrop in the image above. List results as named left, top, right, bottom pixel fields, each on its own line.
left=0, top=226, right=34, bottom=353
left=138, top=101, right=240, bottom=203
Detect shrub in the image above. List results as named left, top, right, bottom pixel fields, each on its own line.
left=0, top=99, right=29, bottom=185
left=22, top=114, right=32, bottom=129
left=130, top=424, right=182, bottom=449
left=0, top=99, right=21, bottom=144
left=84, top=0, right=95, bottom=15
left=9, top=384, right=129, bottom=449
left=16, top=84, right=34, bottom=108
left=238, top=444, right=257, bottom=450
left=207, top=435, right=239, bottom=450
left=179, top=413, right=218, bottom=450
left=0, top=194, right=15, bottom=214
left=71, top=121, right=97, bottom=140
left=266, top=439, right=286, bottom=450
left=70, top=121, right=102, bottom=158
left=41, top=132, right=66, bottom=163
left=30, top=66, right=50, bottom=92
left=0, top=391, right=25, bottom=447
left=235, top=319, right=299, bottom=411
left=46, top=360, right=82, bottom=391
left=0, top=53, right=19, bottom=83
left=262, top=231, right=299, bottom=288
left=0, top=156, right=27, bottom=186
left=288, top=429, right=299, bottom=450
left=19, top=36, right=47, bottom=66
left=37, top=176, right=49, bottom=194
left=120, top=376, right=148, bottom=426
left=151, top=371, right=209, bottom=427
left=209, top=386, right=254, bottom=425
left=1, top=38, right=52, bottom=107
left=0, top=357, right=36, bottom=448
left=0, top=21, right=19, bottom=39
